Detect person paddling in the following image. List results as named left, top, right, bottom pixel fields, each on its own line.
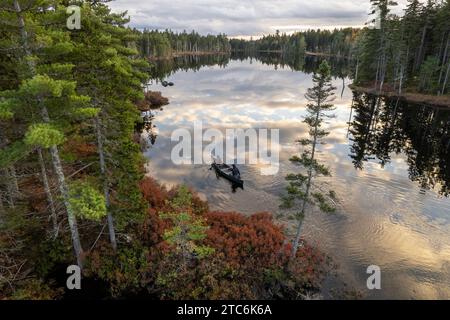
left=231, top=164, right=240, bottom=179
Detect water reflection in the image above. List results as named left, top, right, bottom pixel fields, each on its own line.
left=349, top=92, right=450, bottom=196
left=149, top=54, right=231, bottom=82
left=136, top=111, right=158, bottom=151
left=150, top=52, right=351, bottom=82
left=142, top=54, right=450, bottom=299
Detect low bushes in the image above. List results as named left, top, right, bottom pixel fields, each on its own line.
left=84, top=177, right=333, bottom=299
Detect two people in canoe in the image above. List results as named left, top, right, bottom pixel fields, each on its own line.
left=211, top=155, right=242, bottom=183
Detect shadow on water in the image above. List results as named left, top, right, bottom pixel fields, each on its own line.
left=349, top=92, right=450, bottom=196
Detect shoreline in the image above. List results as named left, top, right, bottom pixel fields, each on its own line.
left=349, top=84, right=450, bottom=108
left=231, top=49, right=347, bottom=58
left=146, top=51, right=448, bottom=108
left=147, top=51, right=230, bottom=61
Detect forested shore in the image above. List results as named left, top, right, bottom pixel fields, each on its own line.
left=349, top=84, right=450, bottom=108
left=0, top=1, right=335, bottom=300
left=135, top=0, right=449, bottom=101
left=0, top=0, right=448, bottom=301
left=353, top=0, right=450, bottom=98
left=230, top=0, right=450, bottom=100
left=136, top=29, right=230, bottom=59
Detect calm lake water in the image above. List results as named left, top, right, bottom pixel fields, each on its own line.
left=143, top=54, right=450, bottom=299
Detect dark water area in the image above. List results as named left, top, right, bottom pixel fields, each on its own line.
left=142, top=53, right=450, bottom=299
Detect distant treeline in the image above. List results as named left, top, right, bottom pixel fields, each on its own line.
left=230, top=28, right=358, bottom=58
left=136, top=29, right=231, bottom=57
left=354, top=0, right=450, bottom=96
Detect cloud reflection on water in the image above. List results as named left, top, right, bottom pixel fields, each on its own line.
left=144, top=57, right=450, bottom=299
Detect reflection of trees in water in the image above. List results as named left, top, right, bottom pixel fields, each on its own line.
left=150, top=52, right=351, bottom=81
left=231, top=51, right=306, bottom=71
left=349, top=92, right=450, bottom=196
left=231, top=52, right=351, bottom=78
left=151, top=54, right=231, bottom=81
left=136, top=111, right=158, bottom=151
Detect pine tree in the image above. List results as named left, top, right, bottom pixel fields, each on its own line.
left=0, top=0, right=109, bottom=267
left=160, top=185, right=214, bottom=269
left=67, top=2, right=150, bottom=244
left=281, top=61, right=337, bottom=258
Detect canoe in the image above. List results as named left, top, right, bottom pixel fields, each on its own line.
left=212, top=163, right=244, bottom=188
left=161, top=81, right=174, bottom=87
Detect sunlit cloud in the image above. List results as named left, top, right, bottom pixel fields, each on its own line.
left=109, top=0, right=417, bottom=37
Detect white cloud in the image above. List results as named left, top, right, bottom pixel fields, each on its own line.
left=108, top=0, right=417, bottom=37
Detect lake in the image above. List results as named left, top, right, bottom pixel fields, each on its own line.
left=142, top=53, right=450, bottom=299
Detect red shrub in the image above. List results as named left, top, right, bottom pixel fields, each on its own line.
left=139, top=176, right=169, bottom=210
left=204, top=212, right=289, bottom=269
left=95, top=176, right=334, bottom=299
left=136, top=91, right=169, bottom=111
left=204, top=211, right=333, bottom=294
left=138, top=177, right=170, bottom=247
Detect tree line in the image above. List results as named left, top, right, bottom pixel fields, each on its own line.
left=136, top=29, right=231, bottom=58
left=354, top=0, right=450, bottom=95
left=230, top=28, right=358, bottom=58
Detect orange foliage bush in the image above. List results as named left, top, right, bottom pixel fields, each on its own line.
left=205, top=211, right=289, bottom=269
left=136, top=91, right=169, bottom=111
left=85, top=176, right=333, bottom=299
left=137, top=177, right=170, bottom=247
left=140, top=176, right=169, bottom=209
left=204, top=211, right=332, bottom=296
left=139, top=177, right=208, bottom=214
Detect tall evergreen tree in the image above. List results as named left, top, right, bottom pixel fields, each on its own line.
left=281, top=61, right=337, bottom=258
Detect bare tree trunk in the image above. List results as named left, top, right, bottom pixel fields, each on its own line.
left=439, top=37, right=449, bottom=95
left=415, top=22, right=428, bottom=72
left=443, top=60, right=450, bottom=95
left=375, top=57, right=380, bottom=88
left=3, top=168, right=15, bottom=208
left=8, top=166, right=19, bottom=195
left=49, top=145, right=83, bottom=267
left=0, top=191, right=4, bottom=215
left=95, top=117, right=117, bottom=251
left=13, top=0, right=84, bottom=267
left=37, top=148, right=58, bottom=237
left=398, top=65, right=404, bottom=95
left=379, top=53, right=386, bottom=92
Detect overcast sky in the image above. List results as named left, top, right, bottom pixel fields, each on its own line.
left=108, top=0, right=413, bottom=38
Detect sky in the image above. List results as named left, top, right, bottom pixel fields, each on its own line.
left=108, top=0, right=414, bottom=38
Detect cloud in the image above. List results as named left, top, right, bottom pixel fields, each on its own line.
left=108, top=0, right=415, bottom=37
